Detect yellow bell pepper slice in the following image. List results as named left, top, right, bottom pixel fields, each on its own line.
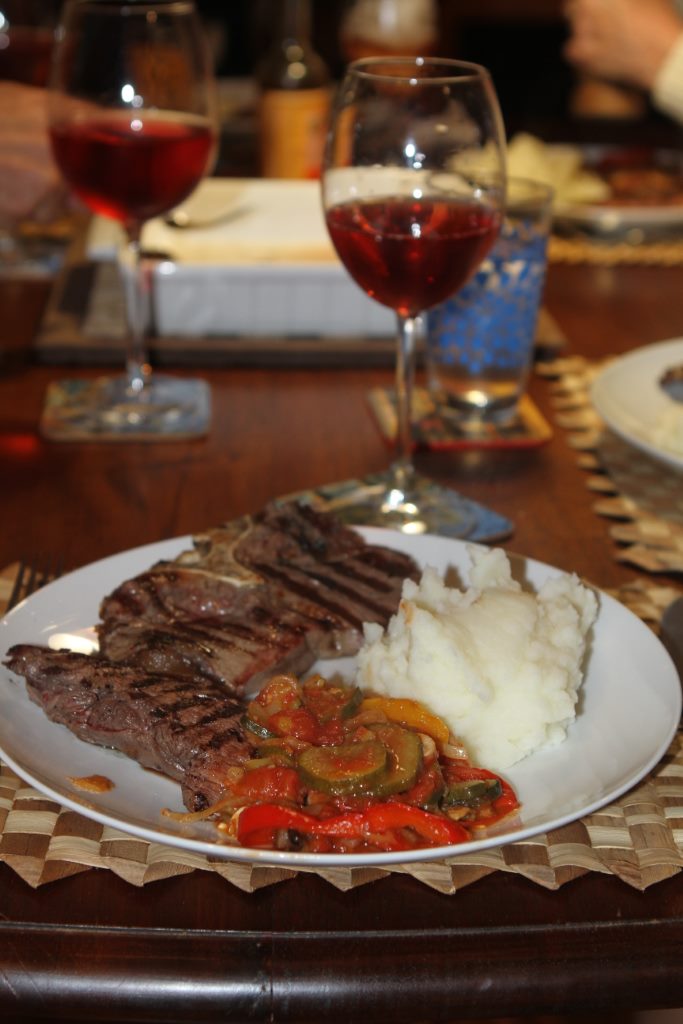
left=360, top=696, right=450, bottom=745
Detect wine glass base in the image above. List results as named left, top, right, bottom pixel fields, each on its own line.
left=0, top=231, right=65, bottom=279
left=283, top=471, right=513, bottom=542
left=39, top=374, right=211, bottom=441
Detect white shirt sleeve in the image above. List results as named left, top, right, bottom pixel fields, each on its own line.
left=652, top=31, right=683, bottom=123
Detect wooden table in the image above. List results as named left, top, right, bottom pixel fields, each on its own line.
left=1, top=262, right=682, bottom=1023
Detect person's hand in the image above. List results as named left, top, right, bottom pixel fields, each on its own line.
left=0, top=81, right=68, bottom=230
left=564, top=0, right=683, bottom=91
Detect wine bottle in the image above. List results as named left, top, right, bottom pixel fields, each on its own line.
left=340, top=0, right=438, bottom=63
left=256, top=0, right=331, bottom=179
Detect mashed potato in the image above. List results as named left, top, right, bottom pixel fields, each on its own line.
left=356, top=548, right=598, bottom=771
left=507, top=132, right=611, bottom=206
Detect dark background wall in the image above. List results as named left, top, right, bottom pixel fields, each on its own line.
left=196, top=0, right=679, bottom=147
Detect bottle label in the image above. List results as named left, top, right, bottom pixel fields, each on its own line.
left=259, top=87, right=331, bottom=179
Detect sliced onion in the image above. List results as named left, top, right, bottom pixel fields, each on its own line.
left=161, top=791, right=238, bottom=822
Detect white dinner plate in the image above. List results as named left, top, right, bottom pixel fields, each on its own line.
left=550, top=144, right=683, bottom=241
left=554, top=200, right=683, bottom=238
left=591, top=337, right=683, bottom=471
left=0, top=530, right=680, bottom=868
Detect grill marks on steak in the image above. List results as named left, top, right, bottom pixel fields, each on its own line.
left=229, top=503, right=367, bottom=567
left=236, top=505, right=419, bottom=655
left=98, top=501, right=419, bottom=686
left=252, top=556, right=403, bottom=653
left=99, top=612, right=317, bottom=693
left=5, top=644, right=253, bottom=811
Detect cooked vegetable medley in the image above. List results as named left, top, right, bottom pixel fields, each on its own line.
left=167, top=674, right=520, bottom=854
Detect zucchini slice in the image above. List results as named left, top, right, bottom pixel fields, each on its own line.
left=368, top=723, right=423, bottom=797
left=298, top=740, right=388, bottom=796
left=241, top=712, right=277, bottom=741
left=441, top=778, right=503, bottom=808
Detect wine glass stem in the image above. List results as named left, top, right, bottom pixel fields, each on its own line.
left=124, top=230, right=152, bottom=395
left=392, top=313, right=420, bottom=494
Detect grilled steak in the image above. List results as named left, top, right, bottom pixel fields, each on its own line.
left=4, top=502, right=419, bottom=809
left=5, top=644, right=253, bottom=811
left=99, top=501, right=419, bottom=683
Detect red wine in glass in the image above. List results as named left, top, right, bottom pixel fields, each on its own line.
left=325, top=196, right=500, bottom=318
left=50, top=114, right=215, bottom=228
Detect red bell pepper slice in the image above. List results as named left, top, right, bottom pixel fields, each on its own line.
left=236, top=804, right=362, bottom=845
left=359, top=802, right=468, bottom=846
left=236, top=801, right=469, bottom=849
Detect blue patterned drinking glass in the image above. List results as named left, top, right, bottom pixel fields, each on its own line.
left=426, top=177, right=554, bottom=424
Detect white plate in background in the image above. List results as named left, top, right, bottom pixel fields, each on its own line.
left=591, top=338, right=683, bottom=471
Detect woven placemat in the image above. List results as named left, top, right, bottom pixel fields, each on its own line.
left=2, top=561, right=682, bottom=893
left=549, top=234, right=683, bottom=266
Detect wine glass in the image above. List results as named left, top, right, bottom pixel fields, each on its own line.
left=46, top=0, right=217, bottom=438
left=322, top=57, right=507, bottom=535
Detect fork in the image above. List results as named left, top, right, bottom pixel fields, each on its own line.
left=6, top=558, right=64, bottom=612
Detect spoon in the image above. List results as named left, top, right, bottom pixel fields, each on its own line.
left=163, top=203, right=250, bottom=230
left=659, top=365, right=683, bottom=403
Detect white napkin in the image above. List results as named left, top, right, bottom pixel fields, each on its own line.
left=147, top=178, right=337, bottom=265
